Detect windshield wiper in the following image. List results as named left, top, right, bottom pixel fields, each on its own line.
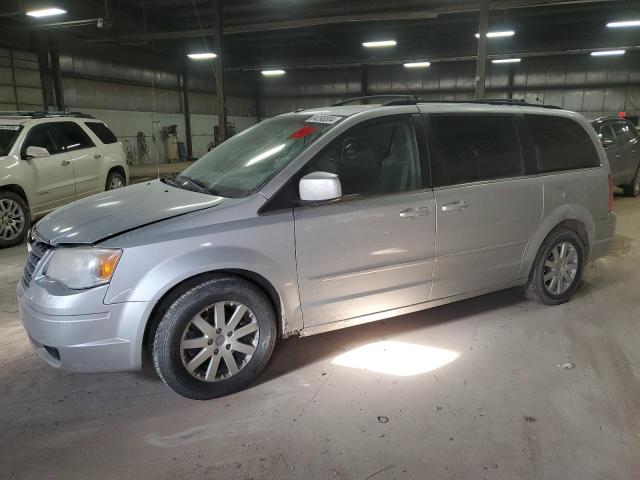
left=176, top=175, right=211, bottom=194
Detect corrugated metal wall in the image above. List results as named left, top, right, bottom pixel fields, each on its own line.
left=261, top=52, right=640, bottom=120
left=0, top=48, right=44, bottom=111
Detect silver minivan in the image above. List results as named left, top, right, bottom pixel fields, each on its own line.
left=18, top=101, right=616, bottom=399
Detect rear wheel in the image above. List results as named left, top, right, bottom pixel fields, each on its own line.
left=106, top=170, right=126, bottom=190
left=622, top=166, right=640, bottom=197
left=0, top=191, right=30, bottom=248
left=524, top=227, right=585, bottom=305
left=152, top=275, right=277, bottom=400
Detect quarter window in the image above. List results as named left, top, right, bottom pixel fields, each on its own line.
left=526, top=114, right=600, bottom=172
left=85, top=122, right=118, bottom=144
left=428, top=114, right=523, bottom=187
left=303, top=117, right=421, bottom=197
left=53, top=122, right=95, bottom=152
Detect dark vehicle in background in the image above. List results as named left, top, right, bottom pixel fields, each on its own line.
left=592, top=117, right=640, bottom=196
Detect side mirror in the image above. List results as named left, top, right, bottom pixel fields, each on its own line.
left=25, top=146, right=50, bottom=159
left=299, top=171, right=342, bottom=202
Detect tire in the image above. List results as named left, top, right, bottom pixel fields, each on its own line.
left=524, top=227, right=585, bottom=305
left=153, top=275, right=277, bottom=400
left=0, top=191, right=30, bottom=248
left=105, top=170, right=126, bottom=190
left=622, top=165, right=640, bottom=197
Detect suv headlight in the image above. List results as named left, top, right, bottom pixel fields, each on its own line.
left=46, top=248, right=122, bottom=289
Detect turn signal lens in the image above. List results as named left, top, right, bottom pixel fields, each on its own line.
left=97, top=250, right=122, bottom=281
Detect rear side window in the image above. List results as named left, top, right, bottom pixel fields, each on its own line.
left=611, top=120, right=635, bottom=143
left=526, top=114, right=600, bottom=172
left=85, top=122, right=118, bottom=144
left=53, top=122, right=95, bottom=152
left=428, top=114, right=523, bottom=187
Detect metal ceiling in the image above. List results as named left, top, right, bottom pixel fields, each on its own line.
left=0, top=0, right=638, bottom=70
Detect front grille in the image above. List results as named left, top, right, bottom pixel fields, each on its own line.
left=21, top=239, right=51, bottom=289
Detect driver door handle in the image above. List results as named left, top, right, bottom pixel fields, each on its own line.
left=399, top=206, right=431, bottom=218
left=441, top=201, right=470, bottom=212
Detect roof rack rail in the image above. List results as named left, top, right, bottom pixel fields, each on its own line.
left=381, top=98, right=562, bottom=109
left=0, top=111, right=95, bottom=119
left=333, top=95, right=417, bottom=106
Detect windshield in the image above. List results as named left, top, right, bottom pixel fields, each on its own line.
left=0, top=125, right=21, bottom=156
left=175, top=113, right=344, bottom=197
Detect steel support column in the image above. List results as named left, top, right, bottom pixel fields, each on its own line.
left=255, top=71, right=262, bottom=123
left=182, top=54, right=193, bottom=159
left=34, top=32, right=52, bottom=111
left=360, top=64, right=368, bottom=97
left=213, top=0, right=227, bottom=143
left=50, top=47, right=65, bottom=111
left=475, top=0, right=490, bottom=99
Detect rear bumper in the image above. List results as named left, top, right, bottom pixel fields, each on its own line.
left=590, top=212, right=617, bottom=260
left=17, top=280, right=153, bottom=373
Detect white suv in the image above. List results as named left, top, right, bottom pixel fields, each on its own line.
left=0, top=112, right=129, bottom=247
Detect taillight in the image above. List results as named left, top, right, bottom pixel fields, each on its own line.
left=608, top=173, right=613, bottom=213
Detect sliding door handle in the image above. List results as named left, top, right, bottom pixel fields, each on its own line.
left=399, top=206, right=431, bottom=218
left=441, top=201, right=470, bottom=212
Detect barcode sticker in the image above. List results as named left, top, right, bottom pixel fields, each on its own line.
left=305, top=114, right=342, bottom=125
left=0, top=125, right=20, bottom=131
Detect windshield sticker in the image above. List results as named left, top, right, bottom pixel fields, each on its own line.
left=290, top=125, right=317, bottom=139
left=305, top=114, right=342, bottom=125
left=0, top=125, right=20, bottom=131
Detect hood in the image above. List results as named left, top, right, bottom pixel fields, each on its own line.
left=35, top=179, right=225, bottom=245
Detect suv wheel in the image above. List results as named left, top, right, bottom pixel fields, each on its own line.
left=106, top=170, right=126, bottom=190
left=153, top=275, right=277, bottom=400
left=524, top=227, right=585, bottom=305
left=0, top=191, right=30, bottom=248
left=622, top=166, right=640, bottom=197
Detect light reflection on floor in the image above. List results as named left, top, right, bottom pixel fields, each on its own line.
left=332, top=340, right=459, bottom=376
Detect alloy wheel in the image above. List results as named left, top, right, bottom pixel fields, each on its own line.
left=543, top=241, right=579, bottom=295
left=0, top=199, right=25, bottom=241
left=180, top=301, right=259, bottom=382
left=109, top=177, right=124, bottom=189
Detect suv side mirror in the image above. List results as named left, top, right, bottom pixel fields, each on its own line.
left=299, top=171, right=342, bottom=202
left=25, top=146, right=50, bottom=159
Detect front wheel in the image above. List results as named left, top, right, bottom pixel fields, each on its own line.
left=153, top=275, right=277, bottom=400
left=0, top=191, right=30, bottom=248
left=524, top=228, right=585, bottom=305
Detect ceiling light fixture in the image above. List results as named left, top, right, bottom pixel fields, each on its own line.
left=492, top=58, right=521, bottom=64
left=591, top=50, right=626, bottom=56
left=187, top=52, right=217, bottom=60
left=261, top=69, right=286, bottom=76
left=26, top=7, right=66, bottom=17
left=362, top=40, right=397, bottom=48
left=404, top=61, right=431, bottom=68
left=606, top=20, right=640, bottom=28
left=475, top=30, right=515, bottom=38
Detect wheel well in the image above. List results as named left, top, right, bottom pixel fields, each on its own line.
left=0, top=184, right=28, bottom=206
left=142, top=270, right=283, bottom=351
left=555, top=219, right=590, bottom=252
left=108, top=166, right=126, bottom=182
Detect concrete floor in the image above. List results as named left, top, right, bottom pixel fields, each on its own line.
left=1, top=197, right=640, bottom=480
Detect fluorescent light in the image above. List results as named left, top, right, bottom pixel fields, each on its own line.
left=261, top=69, right=285, bottom=76
left=607, top=20, right=640, bottom=28
left=26, top=7, right=66, bottom=17
left=492, top=58, right=521, bottom=64
left=475, top=30, right=515, bottom=38
left=404, top=61, right=431, bottom=68
left=187, top=52, right=217, bottom=60
left=362, top=40, right=397, bottom=48
left=591, top=50, right=626, bottom=56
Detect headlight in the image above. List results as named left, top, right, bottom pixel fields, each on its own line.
left=46, top=248, right=122, bottom=289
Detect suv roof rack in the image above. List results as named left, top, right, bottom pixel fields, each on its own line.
left=0, top=111, right=95, bottom=119
left=332, top=95, right=561, bottom=109
left=332, top=95, right=417, bottom=106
